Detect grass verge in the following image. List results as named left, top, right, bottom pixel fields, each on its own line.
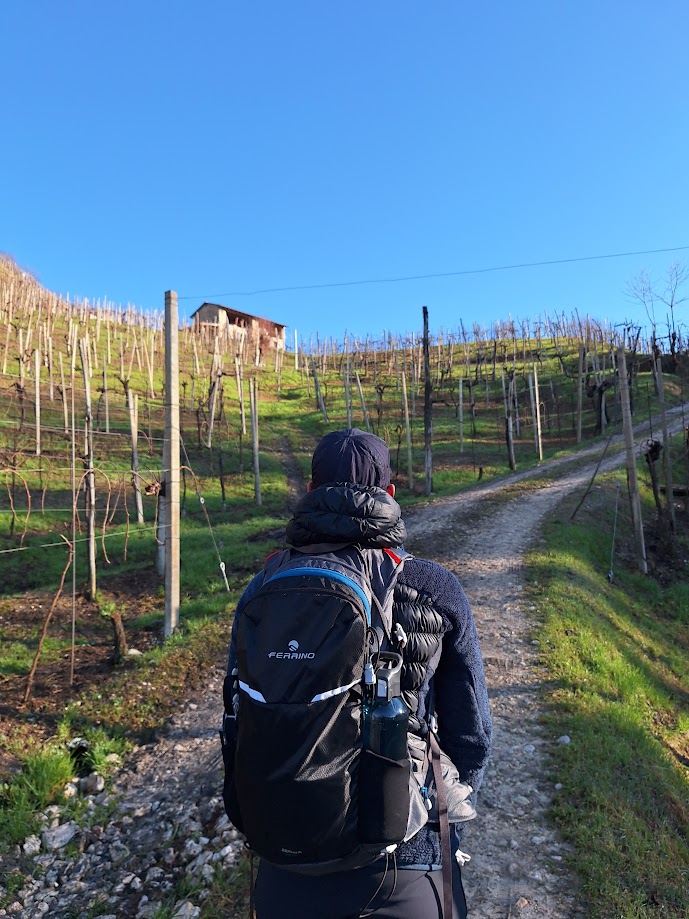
left=527, top=479, right=689, bottom=918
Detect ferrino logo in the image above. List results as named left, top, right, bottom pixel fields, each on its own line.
left=268, top=639, right=315, bottom=660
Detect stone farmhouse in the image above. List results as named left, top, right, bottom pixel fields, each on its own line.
left=191, top=302, right=286, bottom=350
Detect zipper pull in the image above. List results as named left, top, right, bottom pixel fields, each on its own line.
left=393, top=622, right=408, bottom=649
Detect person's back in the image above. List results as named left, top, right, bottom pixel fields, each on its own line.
left=223, top=429, right=492, bottom=918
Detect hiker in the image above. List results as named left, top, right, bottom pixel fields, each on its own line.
left=222, top=428, right=492, bottom=918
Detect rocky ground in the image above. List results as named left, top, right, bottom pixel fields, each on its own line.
left=1, top=409, right=685, bottom=918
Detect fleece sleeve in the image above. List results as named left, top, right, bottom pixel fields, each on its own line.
left=428, top=567, right=493, bottom=793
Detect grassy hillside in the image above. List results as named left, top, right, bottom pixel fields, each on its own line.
left=0, top=254, right=685, bottom=743
left=1, top=255, right=688, bottom=916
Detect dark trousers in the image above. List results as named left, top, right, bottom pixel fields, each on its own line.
left=254, top=857, right=468, bottom=919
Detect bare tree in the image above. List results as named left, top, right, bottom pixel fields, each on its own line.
left=627, top=261, right=688, bottom=368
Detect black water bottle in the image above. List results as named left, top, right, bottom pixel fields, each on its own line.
left=359, top=653, right=411, bottom=845
left=363, top=654, right=409, bottom=759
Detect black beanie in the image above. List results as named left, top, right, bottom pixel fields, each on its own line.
left=311, top=428, right=392, bottom=488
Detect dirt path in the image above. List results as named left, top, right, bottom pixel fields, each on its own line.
left=5, top=411, right=685, bottom=919
left=404, top=479, right=589, bottom=919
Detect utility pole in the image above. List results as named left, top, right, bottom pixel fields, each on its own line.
left=164, top=290, right=181, bottom=637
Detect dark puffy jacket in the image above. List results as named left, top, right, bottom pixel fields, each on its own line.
left=227, top=484, right=492, bottom=869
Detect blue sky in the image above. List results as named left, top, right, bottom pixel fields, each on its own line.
left=2, top=1, right=687, bottom=344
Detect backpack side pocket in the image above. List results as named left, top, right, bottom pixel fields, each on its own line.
left=358, top=749, right=411, bottom=845
left=220, top=712, right=244, bottom=832
left=221, top=673, right=244, bottom=832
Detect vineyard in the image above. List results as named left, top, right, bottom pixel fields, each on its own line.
left=0, top=252, right=687, bottom=768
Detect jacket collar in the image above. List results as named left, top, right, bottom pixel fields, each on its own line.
left=286, top=484, right=407, bottom=549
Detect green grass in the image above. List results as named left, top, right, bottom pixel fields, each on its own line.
left=0, top=635, right=80, bottom=676
left=0, top=747, right=75, bottom=845
left=527, top=478, right=689, bottom=918
left=200, top=854, right=253, bottom=918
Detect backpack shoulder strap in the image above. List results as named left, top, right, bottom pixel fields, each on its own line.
left=262, top=548, right=292, bottom=580
left=365, top=546, right=412, bottom=643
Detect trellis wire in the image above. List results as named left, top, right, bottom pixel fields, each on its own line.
left=0, top=523, right=167, bottom=554
left=608, top=481, right=622, bottom=583
left=180, top=435, right=230, bottom=592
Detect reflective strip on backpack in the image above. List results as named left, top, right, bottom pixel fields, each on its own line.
left=239, top=680, right=267, bottom=703
left=310, top=678, right=359, bottom=703
left=264, top=567, right=372, bottom=625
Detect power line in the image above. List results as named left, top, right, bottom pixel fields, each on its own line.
left=177, top=245, right=689, bottom=300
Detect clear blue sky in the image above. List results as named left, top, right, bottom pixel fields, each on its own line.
left=2, top=1, right=688, bottom=344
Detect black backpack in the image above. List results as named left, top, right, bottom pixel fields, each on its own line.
left=220, top=543, right=431, bottom=874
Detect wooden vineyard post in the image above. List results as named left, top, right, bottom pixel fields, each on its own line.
left=401, top=371, right=414, bottom=491
left=34, top=347, right=41, bottom=456
left=423, top=306, right=432, bottom=496
left=78, top=338, right=98, bottom=600
left=128, top=390, right=145, bottom=524
left=91, top=334, right=98, bottom=375
left=345, top=356, right=352, bottom=428
left=534, top=365, right=543, bottom=461
left=192, top=336, right=201, bottom=377
left=304, top=354, right=312, bottom=400
left=250, top=376, right=262, bottom=506
left=19, top=328, right=24, bottom=386
left=206, top=343, right=222, bottom=448
left=133, top=329, right=142, bottom=371
left=294, top=328, right=299, bottom=370
left=310, top=356, right=328, bottom=422
left=235, top=354, right=246, bottom=436
left=142, top=336, right=155, bottom=398
left=2, top=323, right=10, bottom=375
left=576, top=343, right=585, bottom=443
left=59, top=353, right=69, bottom=433
left=458, top=376, right=464, bottom=454
left=103, top=365, right=110, bottom=435
left=163, top=290, right=180, bottom=636
left=617, top=346, right=647, bottom=574
left=355, top=371, right=371, bottom=433
left=48, top=336, right=54, bottom=400
left=502, top=368, right=517, bottom=471
left=655, top=356, right=676, bottom=533
left=528, top=373, right=538, bottom=456
left=512, top=373, right=521, bottom=438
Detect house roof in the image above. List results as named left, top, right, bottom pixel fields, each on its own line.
left=191, top=302, right=286, bottom=330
